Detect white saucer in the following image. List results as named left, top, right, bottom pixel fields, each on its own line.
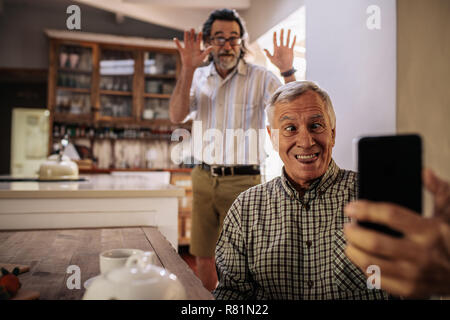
left=84, top=275, right=101, bottom=289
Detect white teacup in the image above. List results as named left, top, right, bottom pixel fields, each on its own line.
left=99, top=248, right=144, bottom=274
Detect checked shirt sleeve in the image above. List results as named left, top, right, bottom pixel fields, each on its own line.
left=213, top=197, right=258, bottom=300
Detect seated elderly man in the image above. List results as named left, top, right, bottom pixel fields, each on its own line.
left=213, top=80, right=388, bottom=299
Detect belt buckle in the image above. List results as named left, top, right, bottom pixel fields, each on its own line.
left=210, top=166, right=219, bottom=177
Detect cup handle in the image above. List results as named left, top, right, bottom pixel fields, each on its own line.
left=125, top=251, right=156, bottom=268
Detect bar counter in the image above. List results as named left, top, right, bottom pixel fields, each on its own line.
left=0, top=174, right=185, bottom=248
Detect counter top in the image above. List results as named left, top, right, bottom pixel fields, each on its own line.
left=0, top=174, right=185, bottom=198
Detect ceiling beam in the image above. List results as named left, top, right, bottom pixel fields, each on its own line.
left=74, top=0, right=217, bottom=31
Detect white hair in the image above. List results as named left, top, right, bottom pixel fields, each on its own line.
left=265, top=80, right=336, bottom=129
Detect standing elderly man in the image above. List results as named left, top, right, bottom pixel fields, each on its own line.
left=213, top=80, right=388, bottom=299
left=169, top=8, right=297, bottom=291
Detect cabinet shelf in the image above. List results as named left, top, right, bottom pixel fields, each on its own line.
left=53, top=112, right=93, bottom=124
left=56, top=87, right=91, bottom=93
left=56, top=135, right=173, bottom=141
left=144, top=93, right=171, bottom=99
left=58, top=68, right=92, bottom=74
left=145, top=74, right=176, bottom=79
left=100, top=90, right=132, bottom=96
left=139, top=119, right=173, bottom=126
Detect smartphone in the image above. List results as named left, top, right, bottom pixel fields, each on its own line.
left=356, top=134, right=422, bottom=237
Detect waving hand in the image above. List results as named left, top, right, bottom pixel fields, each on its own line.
left=264, top=28, right=296, bottom=73
left=174, top=29, right=213, bottom=71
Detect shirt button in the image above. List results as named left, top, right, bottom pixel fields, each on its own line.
left=303, top=203, right=310, bottom=211
left=308, top=280, right=314, bottom=288
left=305, top=240, right=312, bottom=248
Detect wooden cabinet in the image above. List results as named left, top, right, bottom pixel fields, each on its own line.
left=45, top=30, right=194, bottom=246
left=46, top=30, right=191, bottom=171
left=170, top=172, right=193, bottom=246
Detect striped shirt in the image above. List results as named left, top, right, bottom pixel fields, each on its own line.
left=213, top=159, right=389, bottom=300
left=188, top=60, right=282, bottom=165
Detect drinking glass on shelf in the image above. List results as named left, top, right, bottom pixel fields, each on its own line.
left=113, top=102, right=119, bottom=117
left=143, top=106, right=155, bottom=120
left=71, top=95, right=82, bottom=114
left=69, top=52, right=80, bottom=69
left=83, top=75, right=91, bottom=88
left=79, top=75, right=84, bottom=88
left=106, top=77, right=113, bottom=90
left=57, top=73, right=63, bottom=86
left=100, top=77, right=106, bottom=90
left=59, top=51, right=68, bottom=68
left=82, top=95, right=90, bottom=114
left=66, top=74, right=72, bottom=87
left=78, top=50, right=92, bottom=71
left=162, top=81, right=175, bottom=94
left=113, top=77, right=120, bottom=91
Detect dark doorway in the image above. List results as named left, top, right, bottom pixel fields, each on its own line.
left=0, top=69, right=48, bottom=174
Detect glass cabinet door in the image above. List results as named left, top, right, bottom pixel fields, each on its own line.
left=142, top=52, right=177, bottom=121
left=55, top=44, right=92, bottom=115
left=99, top=48, right=134, bottom=118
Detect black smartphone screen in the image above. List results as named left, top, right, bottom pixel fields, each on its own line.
left=357, top=134, right=422, bottom=237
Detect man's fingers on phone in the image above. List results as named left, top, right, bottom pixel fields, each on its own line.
left=423, top=168, right=449, bottom=197
left=345, top=243, right=418, bottom=285
left=345, top=244, right=401, bottom=277
left=344, top=223, right=417, bottom=261
left=380, top=275, right=428, bottom=298
left=424, top=168, right=450, bottom=218
left=345, top=200, right=424, bottom=234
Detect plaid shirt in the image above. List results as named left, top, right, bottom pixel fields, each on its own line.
left=213, top=159, right=388, bottom=300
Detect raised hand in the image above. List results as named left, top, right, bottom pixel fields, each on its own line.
left=264, top=28, right=296, bottom=73
left=174, top=29, right=213, bottom=71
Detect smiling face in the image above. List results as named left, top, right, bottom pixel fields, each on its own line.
left=268, top=90, right=336, bottom=190
left=207, top=20, right=241, bottom=77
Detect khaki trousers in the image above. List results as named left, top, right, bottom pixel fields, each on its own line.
left=189, top=165, right=261, bottom=257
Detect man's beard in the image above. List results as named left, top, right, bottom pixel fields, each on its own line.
left=212, top=50, right=240, bottom=71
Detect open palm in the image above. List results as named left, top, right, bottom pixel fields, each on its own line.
left=264, top=29, right=296, bottom=73
left=174, top=29, right=213, bottom=70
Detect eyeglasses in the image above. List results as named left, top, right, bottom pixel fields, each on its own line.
left=210, top=36, right=242, bottom=46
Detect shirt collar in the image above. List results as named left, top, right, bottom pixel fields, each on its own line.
left=280, top=159, right=340, bottom=201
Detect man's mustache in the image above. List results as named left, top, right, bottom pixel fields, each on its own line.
left=219, top=51, right=235, bottom=56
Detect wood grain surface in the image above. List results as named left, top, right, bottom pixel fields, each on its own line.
left=0, top=227, right=213, bottom=300
left=0, top=263, right=30, bottom=274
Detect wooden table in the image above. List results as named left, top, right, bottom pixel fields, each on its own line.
left=0, top=227, right=213, bottom=300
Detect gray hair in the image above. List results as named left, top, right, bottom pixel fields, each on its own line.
left=265, top=80, right=336, bottom=129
